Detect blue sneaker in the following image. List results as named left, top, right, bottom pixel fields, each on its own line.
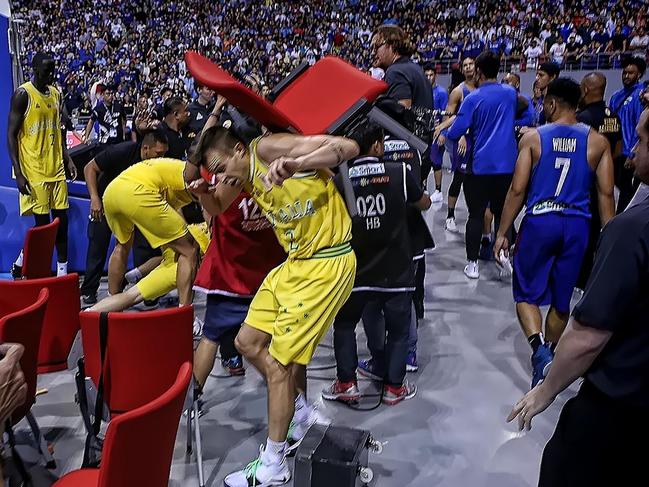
left=222, top=356, right=245, bottom=376
left=406, top=352, right=418, bottom=372
left=357, top=359, right=383, bottom=381
left=531, top=344, right=554, bottom=389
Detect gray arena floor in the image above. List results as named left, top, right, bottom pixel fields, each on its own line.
left=18, top=177, right=579, bottom=486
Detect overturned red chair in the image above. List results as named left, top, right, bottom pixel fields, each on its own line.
left=76, top=306, right=202, bottom=485
left=54, top=362, right=192, bottom=487
left=21, top=217, right=60, bottom=280
left=0, top=288, right=54, bottom=467
left=0, top=274, right=81, bottom=373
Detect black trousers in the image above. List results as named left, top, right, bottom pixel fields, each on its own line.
left=413, top=257, right=425, bottom=320
left=463, top=173, right=513, bottom=261
left=539, top=381, right=649, bottom=487
left=80, top=219, right=161, bottom=297
left=614, top=157, right=638, bottom=214
left=333, top=291, right=412, bottom=387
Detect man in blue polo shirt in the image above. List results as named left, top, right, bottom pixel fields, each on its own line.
left=609, top=56, right=646, bottom=212
left=448, top=50, right=518, bottom=279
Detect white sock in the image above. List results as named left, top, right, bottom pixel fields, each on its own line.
left=56, top=261, right=68, bottom=277
left=125, top=268, right=142, bottom=284
left=261, top=438, right=286, bottom=465
left=14, top=250, right=23, bottom=267
left=481, top=233, right=492, bottom=241
left=293, top=393, right=309, bottom=424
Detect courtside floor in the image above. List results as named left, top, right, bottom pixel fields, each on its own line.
left=19, top=179, right=577, bottom=486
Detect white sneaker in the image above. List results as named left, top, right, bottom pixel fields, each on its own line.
left=223, top=446, right=291, bottom=487
left=192, top=317, right=204, bottom=337
left=286, top=403, right=330, bottom=455
left=431, top=190, right=443, bottom=203
left=497, top=250, right=513, bottom=278
left=464, top=261, right=479, bottom=279
left=445, top=217, right=457, bottom=232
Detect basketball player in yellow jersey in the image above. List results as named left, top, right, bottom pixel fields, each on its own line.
left=190, top=125, right=359, bottom=487
left=7, top=52, right=77, bottom=277
left=102, top=157, right=202, bottom=306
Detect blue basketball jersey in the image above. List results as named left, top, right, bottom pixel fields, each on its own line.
left=526, top=123, right=593, bottom=218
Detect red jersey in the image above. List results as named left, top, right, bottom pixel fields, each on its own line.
left=194, top=192, right=285, bottom=297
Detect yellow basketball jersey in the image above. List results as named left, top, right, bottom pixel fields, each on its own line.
left=17, top=82, right=64, bottom=182
left=118, top=157, right=193, bottom=210
left=244, top=138, right=352, bottom=259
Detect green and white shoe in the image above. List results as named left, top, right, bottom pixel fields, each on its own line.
left=223, top=446, right=291, bottom=487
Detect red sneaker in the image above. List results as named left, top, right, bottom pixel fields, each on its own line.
left=382, top=381, right=417, bottom=405
left=321, top=379, right=361, bottom=402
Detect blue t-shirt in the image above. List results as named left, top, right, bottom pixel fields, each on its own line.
left=526, top=123, right=593, bottom=218
left=516, top=94, right=536, bottom=128
left=431, top=84, right=449, bottom=112
left=610, top=83, right=644, bottom=157
left=447, top=82, right=518, bottom=175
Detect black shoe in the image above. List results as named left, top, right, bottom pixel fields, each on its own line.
left=10, top=263, right=22, bottom=280
left=81, top=294, right=97, bottom=306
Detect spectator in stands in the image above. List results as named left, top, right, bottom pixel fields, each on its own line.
left=549, top=36, right=567, bottom=66
left=629, top=27, right=649, bottom=54
left=524, top=39, right=543, bottom=70
left=83, top=84, right=127, bottom=145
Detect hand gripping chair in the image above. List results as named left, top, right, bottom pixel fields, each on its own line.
left=76, top=307, right=204, bottom=485
left=21, top=217, right=60, bottom=280
left=55, top=362, right=192, bottom=487
left=185, top=51, right=428, bottom=215
left=0, top=274, right=81, bottom=373
left=0, top=289, right=55, bottom=467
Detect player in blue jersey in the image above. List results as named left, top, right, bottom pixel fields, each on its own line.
left=494, top=78, right=615, bottom=388
left=424, top=64, right=449, bottom=204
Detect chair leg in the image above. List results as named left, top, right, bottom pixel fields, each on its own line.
left=193, top=402, right=205, bottom=487
left=25, top=411, right=56, bottom=469
left=186, top=407, right=193, bottom=455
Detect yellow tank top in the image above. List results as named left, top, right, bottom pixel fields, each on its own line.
left=17, top=82, right=64, bottom=182
left=118, top=158, right=193, bottom=210
left=244, top=137, right=352, bottom=259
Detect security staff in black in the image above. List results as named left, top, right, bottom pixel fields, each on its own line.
left=576, top=73, right=623, bottom=288
left=185, top=83, right=215, bottom=143
left=322, top=121, right=431, bottom=405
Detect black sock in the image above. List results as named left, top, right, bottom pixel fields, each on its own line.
left=528, top=333, right=543, bottom=354
left=447, top=207, right=455, bottom=219
left=435, top=184, right=442, bottom=192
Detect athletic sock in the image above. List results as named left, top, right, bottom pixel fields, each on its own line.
left=14, top=250, right=23, bottom=267
left=447, top=207, right=455, bottom=219
left=435, top=184, right=442, bottom=192
left=528, top=333, right=544, bottom=354
left=56, top=261, right=68, bottom=277
left=262, top=438, right=286, bottom=465
left=293, top=393, right=309, bottom=424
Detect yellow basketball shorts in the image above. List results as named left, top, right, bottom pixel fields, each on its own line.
left=19, top=180, right=68, bottom=216
left=103, top=179, right=188, bottom=248
left=136, top=248, right=177, bottom=301
left=245, top=243, right=356, bottom=366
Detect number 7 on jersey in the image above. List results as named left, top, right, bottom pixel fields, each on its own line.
left=554, top=157, right=571, bottom=197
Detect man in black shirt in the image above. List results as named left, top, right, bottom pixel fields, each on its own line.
left=322, top=121, right=430, bottom=405
left=160, top=97, right=191, bottom=160
left=186, top=83, right=215, bottom=143
left=507, top=108, right=649, bottom=486
left=576, top=72, right=623, bottom=288
left=83, top=84, right=126, bottom=145
left=79, top=131, right=169, bottom=304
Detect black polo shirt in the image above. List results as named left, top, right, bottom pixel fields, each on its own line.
left=577, top=100, right=622, bottom=153
left=186, top=99, right=214, bottom=141
left=573, top=197, right=649, bottom=408
left=94, top=141, right=141, bottom=197
left=385, top=57, right=433, bottom=110
left=160, top=121, right=190, bottom=160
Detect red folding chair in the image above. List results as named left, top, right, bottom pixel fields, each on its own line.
left=21, top=217, right=59, bottom=280
left=0, top=274, right=81, bottom=373
left=0, top=289, right=54, bottom=467
left=77, top=306, right=203, bottom=484
left=54, top=362, right=192, bottom=487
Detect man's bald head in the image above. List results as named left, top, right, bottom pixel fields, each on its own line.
left=580, top=72, right=607, bottom=105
